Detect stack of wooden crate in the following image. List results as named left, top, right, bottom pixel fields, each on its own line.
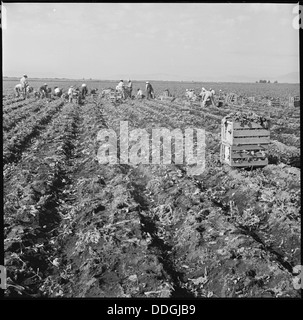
left=288, top=96, right=300, bottom=108
left=220, top=114, right=270, bottom=168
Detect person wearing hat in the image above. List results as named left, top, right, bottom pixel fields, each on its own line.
left=39, top=83, right=48, bottom=99
left=127, top=79, right=133, bottom=99
left=20, top=74, right=29, bottom=98
left=116, top=80, right=124, bottom=91
left=116, top=80, right=125, bottom=99
left=199, top=87, right=207, bottom=102
left=145, top=81, right=154, bottom=100
left=80, top=83, right=88, bottom=100
left=68, top=86, right=74, bottom=103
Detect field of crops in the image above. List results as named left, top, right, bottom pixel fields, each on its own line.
left=3, top=79, right=301, bottom=298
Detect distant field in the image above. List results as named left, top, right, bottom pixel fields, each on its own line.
left=3, top=78, right=300, bottom=100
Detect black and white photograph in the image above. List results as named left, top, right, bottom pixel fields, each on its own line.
left=2, top=1, right=301, bottom=304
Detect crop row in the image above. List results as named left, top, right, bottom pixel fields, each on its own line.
left=3, top=96, right=27, bottom=107
left=3, top=98, right=40, bottom=114
left=100, top=98, right=300, bottom=167
left=3, top=101, right=47, bottom=132
left=37, top=100, right=177, bottom=297
left=187, top=100, right=300, bottom=124
left=98, top=97, right=301, bottom=297
left=3, top=100, right=65, bottom=166
left=138, top=163, right=300, bottom=297
left=4, top=102, right=81, bottom=296
left=151, top=99, right=300, bottom=149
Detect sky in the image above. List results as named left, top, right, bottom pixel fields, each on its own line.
left=2, top=3, right=300, bottom=82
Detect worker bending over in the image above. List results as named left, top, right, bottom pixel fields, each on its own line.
left=201, top=88, right=216, bottom=107
left=137, top=88, right=143, bottom=99
left=39, top=83, right=48, bottom=98
left=80, top=84, right=88, bottom=99
left=14, top=84, right=23, bottom=97
left=54, top=87, right=63, bottom=97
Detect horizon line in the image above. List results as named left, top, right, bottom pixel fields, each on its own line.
left=2, top=76, right=299, bottom=84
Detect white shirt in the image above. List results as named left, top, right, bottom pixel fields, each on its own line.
left=20, top=77, right=28, bottom=88
left=54, top=88, right=61, bottom=94
left=117, top=81, right=124, bottom=90
left=203, top=90, right=213, bottom=101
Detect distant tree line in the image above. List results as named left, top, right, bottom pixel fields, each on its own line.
left=256, top=80, right=278, bottom=83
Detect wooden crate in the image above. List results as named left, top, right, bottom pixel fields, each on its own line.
left=221, top=118, right=270, bottom=167
left=221, top=120, right=270, bottom=145
left=289, top=96, right=300, bottom=108
left=220, top=142, right=268, bottom=167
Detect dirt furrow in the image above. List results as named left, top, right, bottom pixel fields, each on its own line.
left=3, top=100, right=65, bottom=166
left=4, top=103, right=82, bottom=297
left=40, top=101, right=176, bottom=297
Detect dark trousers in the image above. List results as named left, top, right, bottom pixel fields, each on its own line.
left=147, top=90, right=153, bottom=99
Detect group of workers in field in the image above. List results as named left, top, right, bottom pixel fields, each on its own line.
left=186, top=87, right=224, bottom=107
left=14, top=74, right=92, bottom=104
left=67, top=84, right=88, bottom=103
left=14, top=74, right=223, bottom=108
left=115, top=80, right=154, bottom=100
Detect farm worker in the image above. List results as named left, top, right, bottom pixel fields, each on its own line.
left=199, top=87, right=206, bottom=101
left=116, top=80, right=124, bottom=91
left=46, top=87, right=52, bottom=98
left=187, top=89, right=195, bottom=100
left=20, top=74, right=29, bottom=97
left=68, top=86, right=74, bottom=103
left=146, top=81, right=154, bottom=99
left=185, top=89, right=190, bottom=99
left=80, top=84, right=88, bottom=99
left=14, top=84, right=23, bottom=97
left=201, top=89, right=215, bottom=107
left=116, top=80, right=125, bottom=99
left=210, top=88, right=215, bottom=95
left=39, top=83, right=48, bottom=98
left=137, top=88, right=143, bottom=99
left=185, top=89, right=191, bottom=99
left=27, top=86, right=33, bottom=94
left=127, top=79, right=133, bottom=98
left=54, top=86, right=62, bottom=97
left=20, top=74, right=28, bottom=87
